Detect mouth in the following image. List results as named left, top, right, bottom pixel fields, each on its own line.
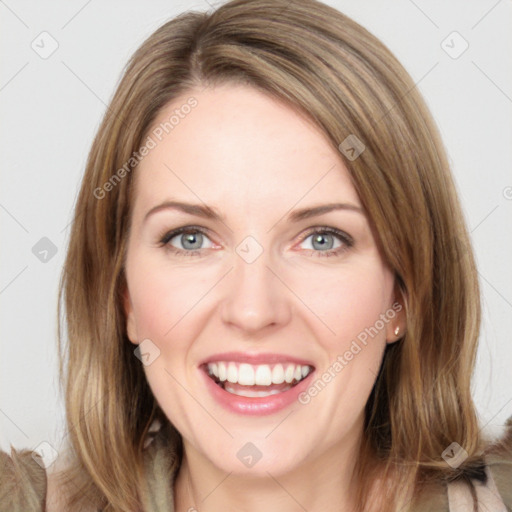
left=201, top=361, right=315, bottom=398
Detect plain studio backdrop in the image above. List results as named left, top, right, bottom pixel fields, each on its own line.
left=1, top=0, right=511, bottom=459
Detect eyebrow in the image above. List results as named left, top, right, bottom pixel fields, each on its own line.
left=144, top=201, right=225, bottom=223
left=143, top=200, right=364, bottom=224
left=287, top=202, right=363, bottom=222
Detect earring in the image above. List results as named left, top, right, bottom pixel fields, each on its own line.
left=394, top=326, right=400, bottom=336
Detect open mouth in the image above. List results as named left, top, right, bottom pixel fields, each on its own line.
left=201, top=362, right=315, bottom=398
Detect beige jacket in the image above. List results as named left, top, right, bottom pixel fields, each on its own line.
left=1, top=416, right=511, bottom=511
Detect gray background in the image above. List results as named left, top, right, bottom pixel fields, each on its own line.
left=1, top=0, right=511, bottom=457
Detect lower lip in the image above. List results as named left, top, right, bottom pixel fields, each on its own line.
left=199, top=367, right=315, bottom=416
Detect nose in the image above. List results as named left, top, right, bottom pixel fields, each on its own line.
left=220, top=246, right=292, bottom=334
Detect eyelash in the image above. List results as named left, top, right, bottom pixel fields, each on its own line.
left=157, top=225, right=354, bottom=258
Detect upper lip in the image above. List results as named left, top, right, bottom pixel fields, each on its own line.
left=199, top=351, right=315, bottom=367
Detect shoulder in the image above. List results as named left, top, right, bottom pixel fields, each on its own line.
left=0, top=447, right=47, bottom=511
left=0, top=420, right=180, bottom=512
left=46, top=466, right=71, bottom=512
left=408, top=416, right=512, bottom=512
left=44, top=449, right=102, bottom=512
left=446, top=416, right=512, bottom=511
left=480, top=415, right=512, bottom=508
left=0, top=446, right=98, bottom=512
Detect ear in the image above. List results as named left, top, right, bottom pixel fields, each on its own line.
left=385, top=284, right=406, bottom=344
left=122, top=285, right=139, bottom=345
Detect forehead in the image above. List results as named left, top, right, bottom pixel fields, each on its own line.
left=132, top=84, right=360, bottom=215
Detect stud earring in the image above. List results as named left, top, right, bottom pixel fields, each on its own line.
left=394, top=326, right=400, bottom=336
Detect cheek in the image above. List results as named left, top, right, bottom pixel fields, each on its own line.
left=292, top=259, right=393, bottom=347
left=126, top=256, right=222, bottom=358
left=125, top=259, right=213, bottom=415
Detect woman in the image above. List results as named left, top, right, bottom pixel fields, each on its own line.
left=1, top=0, right=511, bottom=510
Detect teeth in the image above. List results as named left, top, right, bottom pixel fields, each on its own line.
left=284, top=364, right=295, bottom=383
left=224, top=383, right=292, bottom=397
left=227, top=363, right=238, bottom=383
left=239, top=363, right=255, bottom=385
left=255, top=365, right=272, bottom=386
left=218, top=362, right=227, bottom=381
left=206, top=361, right=312, bottom=386
left=271, top=365, right=285, bottom=384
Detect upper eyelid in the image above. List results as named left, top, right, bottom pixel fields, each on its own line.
left=161, top=225, right=352, bottom=248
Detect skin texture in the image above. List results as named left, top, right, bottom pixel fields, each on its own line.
left=123, top=84, right=405, bottom=512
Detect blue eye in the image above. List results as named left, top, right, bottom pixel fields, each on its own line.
left=299, top=228, right=353, bottom=257
left=159, top=227, right=213, bottom=257
left=158, top=226, right=353, bottom=258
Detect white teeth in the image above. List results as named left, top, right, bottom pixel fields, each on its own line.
left=271, top=364, right=285, bottom=384
left=284, top=364, right=295, bottom=383
left=224, top=383, right=292, bottom=397
left=218, top=362, right=227, bottom=381
left=238, top=364, right=255, bottom=385
left=206, top=361, right=312, bottom=387
left=227, top=363, right=238, bottom=383
left=255, top=365, right=272, bottom=386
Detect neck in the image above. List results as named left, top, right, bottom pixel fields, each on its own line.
left=173, top=422, right=372, bottom=512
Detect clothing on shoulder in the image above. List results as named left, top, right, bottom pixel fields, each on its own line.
left=1, top=416, right=511, bottom=511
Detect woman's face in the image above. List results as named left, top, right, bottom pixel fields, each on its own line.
left=123, top=83, right=403, bottom=476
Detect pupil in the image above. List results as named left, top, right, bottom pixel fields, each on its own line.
left=182, top=232, right=202, bottom=250
left=312, top=233, right=333, bottom=250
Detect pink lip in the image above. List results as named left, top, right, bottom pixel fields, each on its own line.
left=199, top=366, right=316, bottom=416
left=198, top=351, right=315, bottom=367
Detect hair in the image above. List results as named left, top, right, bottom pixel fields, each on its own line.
left=56, top=0, right=486, bottom=510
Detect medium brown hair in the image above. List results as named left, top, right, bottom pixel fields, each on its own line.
left=57, top=1, right=485, bottom=510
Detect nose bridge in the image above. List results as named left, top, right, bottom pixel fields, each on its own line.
left=220, top=238, right=291, bottom=332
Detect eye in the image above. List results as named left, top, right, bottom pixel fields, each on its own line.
left=159, top=226, right=214, bottom=257
left=298, top=228, right=353, bottom=257
left=158, top=225, right=353, bottom=258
